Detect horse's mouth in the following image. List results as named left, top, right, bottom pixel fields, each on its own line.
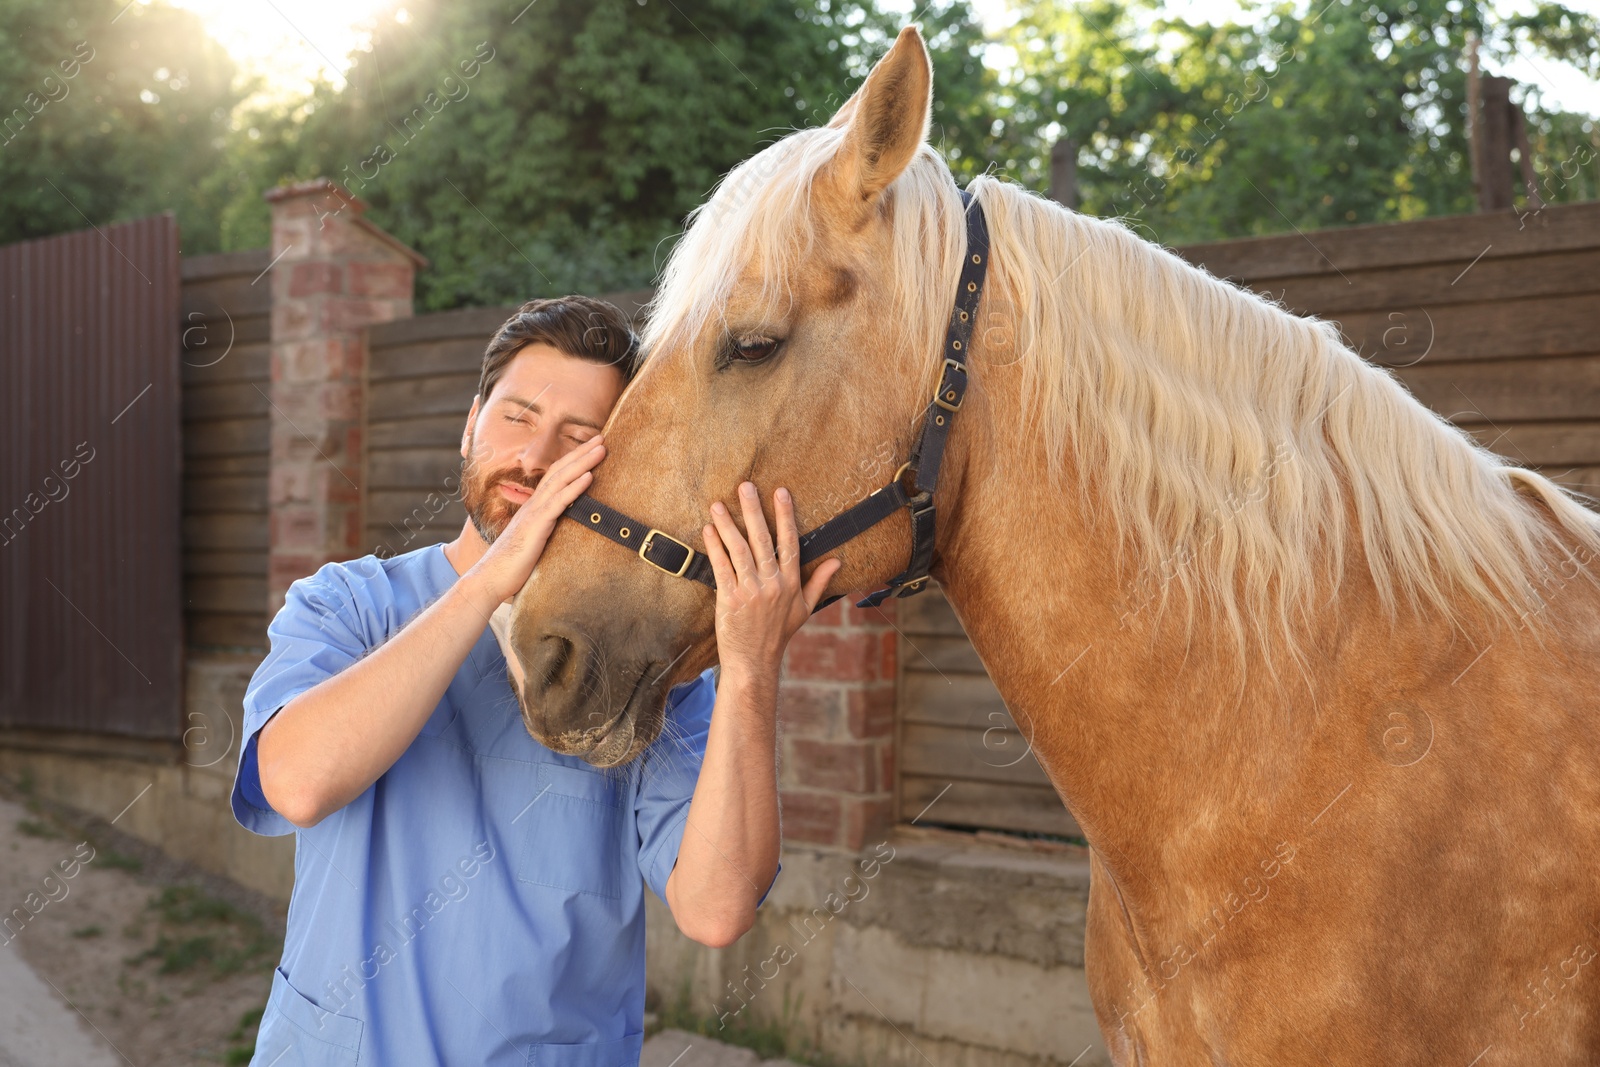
left=531, top=660, right=657, bottom=767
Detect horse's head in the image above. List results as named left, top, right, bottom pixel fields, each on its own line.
left=506, top=27, right=972, bottom=765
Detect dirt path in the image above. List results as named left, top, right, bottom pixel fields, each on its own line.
left=0, top=775, right=282, bottom=1066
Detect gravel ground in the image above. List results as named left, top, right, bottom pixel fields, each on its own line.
left=0, top=776, right=282, bottom=1067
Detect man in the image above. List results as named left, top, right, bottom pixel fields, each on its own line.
left=231, top=296, right=839, bottom=1066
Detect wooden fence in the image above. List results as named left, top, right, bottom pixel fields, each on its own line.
left=180, top=250, right=273, bottom=650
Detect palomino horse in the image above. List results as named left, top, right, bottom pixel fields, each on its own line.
left=505, top=25, right=1600, bottom=1064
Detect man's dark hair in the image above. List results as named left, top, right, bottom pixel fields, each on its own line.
left=478, top=295, right=641, bottom=401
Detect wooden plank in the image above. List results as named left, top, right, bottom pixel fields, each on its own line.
left=1550, top=466, right=1600, bottom=499
left=181, top=248, right=271, bottom=282
left=185, top=611, right=268, bottom=650
left=1175, top=200, right=1600, bottom=281
left=182, top=380, right=272, bottom=421
left=369, top=338, right=488, bottom=382
left=369, top=373, right=478, bottom=419
left=1458, top=422, right=1600, bottom=467
left=180, top=338, right=270, bottom=386
left=900, top=776, right=1078, bottom=837
left=366, top=527, right=455, bottom=559
left=183, top=576, right=266, bottom=614
left=898, top=586, right=966, bottom=636
left=367, top=447, right=463, bottom=490
left=1243, top=248, right=1600, bottom=317
left=182, top=512, right=268, bottom=551
left=901, top=633, right=988, bottom=675
left=183, top=417, right=268, bottom=459
left=900, top=722, right=1056, bottom=787
left=182, top=549, right=267, bottom=578
left=365, top=488, right=467, bottom=528
left=901, top=671, right=1011, bottom=728
left=182, top=475, right=268, bottom=514
left=368, top=305, right=516, bottom=348
left=1399, top=355, right=1600, bottom=423
left=180, top=319, right=270, bottom=366
left=182, top=452, right=270, bottom=479
left=1330, top=296, right=1599, bottom=365
left=368, top=414, right=464, bottom=449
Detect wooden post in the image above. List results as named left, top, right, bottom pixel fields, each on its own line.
left=1050, top=136, right=1079, bottom=210
left=1476, top=75, right=1515, bottom=211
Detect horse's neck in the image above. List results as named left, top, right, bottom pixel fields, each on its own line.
left=931, top=354, right=1339, bottom=909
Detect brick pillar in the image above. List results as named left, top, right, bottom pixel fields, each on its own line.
left=778, top=599, right=898, bottom=849
left=263, top=179, right=424, bottom=612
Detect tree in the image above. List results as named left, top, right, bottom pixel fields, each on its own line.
left=996, top=0, right=1600, bottom=245
left=215, top=0, right=995, bottom=309
left=0, top=0, right=240, bottom=253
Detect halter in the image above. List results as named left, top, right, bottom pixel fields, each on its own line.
left=559, top=189, right=990, bottom=612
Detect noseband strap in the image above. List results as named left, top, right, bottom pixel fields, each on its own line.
left=559, top=188, right=991, bottom=612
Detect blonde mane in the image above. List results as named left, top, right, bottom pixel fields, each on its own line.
left=646, top=131, right=1600, bottom=660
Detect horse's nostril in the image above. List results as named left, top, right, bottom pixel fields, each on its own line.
left=532, top=633, right=574, bottom=691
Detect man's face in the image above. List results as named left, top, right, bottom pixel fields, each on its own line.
left=459, top=342, right=626, bottom=542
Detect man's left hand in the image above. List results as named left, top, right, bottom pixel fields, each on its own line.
left=703, top=482, right=841, bottom=687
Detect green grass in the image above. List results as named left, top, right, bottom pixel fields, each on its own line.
left=123, top=886, right=272, bottom=977
left=16, top=818, right=59, bottom=838
left=656, top=985, right=822, bottom=1065
left=70, top=925, right=103, bottom=939
left=225, top=1004, right=265, bottom=1065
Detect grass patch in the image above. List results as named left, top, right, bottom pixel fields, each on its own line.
left=93, top=844, right=143, bottom=872
left=71, top=925, right=103, bottom=939
left=225, top=1004, right=265, bottom=1065
left=123, top=886, right=273, bottom=977
left=656, top=985, right=822, bottom=1065
left=16, top=818, right=59, bottom=838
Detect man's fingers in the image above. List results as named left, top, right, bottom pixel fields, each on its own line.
left=773, top=488, right=800, bottom=581
left=802, top=557, right=843, bottom=612
left=737, top=482, right=777, bottom=576
left=703, top=523, right=736, bottom=591
left=710, top=500, right=757, bottom=584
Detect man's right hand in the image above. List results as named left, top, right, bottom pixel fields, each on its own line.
left=464, top=436, right=606, bottom=607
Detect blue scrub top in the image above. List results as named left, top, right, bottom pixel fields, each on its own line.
left=231, top=544, right=736, bottom=1067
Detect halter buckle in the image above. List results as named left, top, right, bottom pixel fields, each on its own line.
left=933, top=358, right=965, bottom=412
left=639, top=528, right=694, bottom=578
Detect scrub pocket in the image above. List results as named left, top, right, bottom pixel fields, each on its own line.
left=528, top=1032, right=645, bottom=1067
left=515, top=761, right=627, bottom=900
left=252, top=966, right=364, bottom=1066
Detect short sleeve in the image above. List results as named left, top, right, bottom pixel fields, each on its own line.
left=230, top=567, right=379, bottom=837
left=633, top=669, right=780, bottom=908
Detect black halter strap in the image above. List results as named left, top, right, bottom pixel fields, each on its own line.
left=560, top=188, right=990, bottom=612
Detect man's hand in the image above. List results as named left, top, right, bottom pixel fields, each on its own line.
left=465, top=436, right=607, bottom=606
left=703, top=482, right=841, bottom=687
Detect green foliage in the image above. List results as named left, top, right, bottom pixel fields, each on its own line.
left=15, top=817, right=59, bottom=838
left=0, top=0, right=242, bottom=252
left=998, top=0, right=1599, bottom=244
left=215, top=0, right=993, bottom=308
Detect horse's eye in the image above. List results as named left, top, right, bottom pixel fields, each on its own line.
left=731, top=336, right=781, bottom=364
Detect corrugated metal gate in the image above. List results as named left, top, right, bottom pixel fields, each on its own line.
left=0, top=214, right=183, bottom=738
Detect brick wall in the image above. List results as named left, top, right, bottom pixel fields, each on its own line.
left=263, top=179, right=424, bottom=612
left=778, top=599, right=898, bottom=849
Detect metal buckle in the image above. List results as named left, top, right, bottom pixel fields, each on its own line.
left=639, top=528, right=694, bottom=578
left=933, top=358, right=965, bottom=412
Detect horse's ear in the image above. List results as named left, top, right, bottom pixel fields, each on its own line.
left=824, top=25, right=931, bottom=202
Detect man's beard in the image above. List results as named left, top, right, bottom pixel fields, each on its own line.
left=460, top=441, right=539, bottom=544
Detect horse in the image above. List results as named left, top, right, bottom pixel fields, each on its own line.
left=503, top=25, right=1600, bottom=1064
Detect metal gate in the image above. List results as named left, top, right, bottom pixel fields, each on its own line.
left=0, top=214, right=183, bottom=737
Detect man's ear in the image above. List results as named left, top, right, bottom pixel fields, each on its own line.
left=822, top=25, right=932, bottom=202
left=461, top=395, right=481, bottom=461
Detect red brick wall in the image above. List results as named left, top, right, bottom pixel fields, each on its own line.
left=263, top=180, right=420, bottom=612
left=778, top=598, right=899, bottom=849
